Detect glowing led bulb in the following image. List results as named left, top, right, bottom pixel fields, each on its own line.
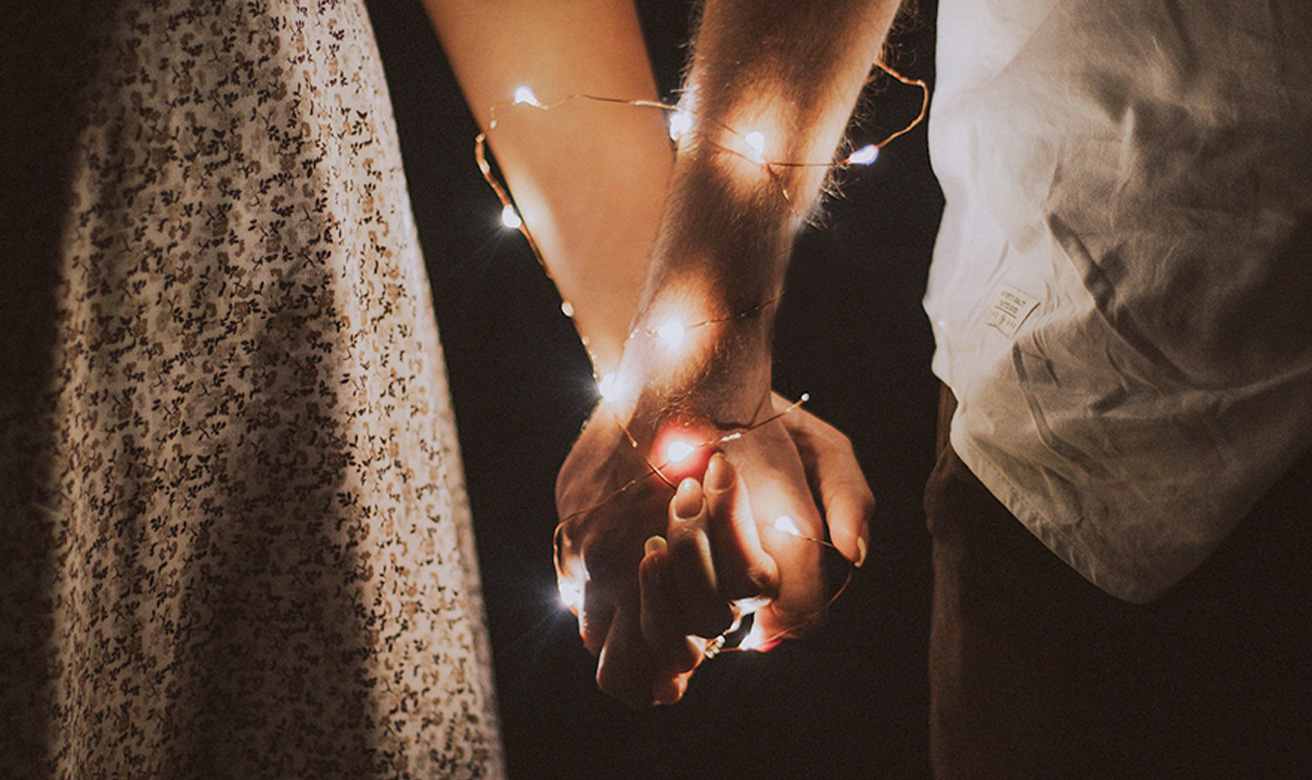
left=738, top=621, right=766, bottom=652
left=665, top=439, right=696, bottom=464
left=773, top=515, right=802, bottom=537
left=655, top=317, right=687, bottom=350
left=597, top=372, right=626, bottom=404
left=558, top=578, right=583, bottom=612
left=744, top=131, right=767, bottom=159
left=848, top=144, right=879, bottom=165
left=501, top=204, right=523, bottom=229
left=513, top=86, right=539, bottom=106
left=668, top=110, right=693, bottom=141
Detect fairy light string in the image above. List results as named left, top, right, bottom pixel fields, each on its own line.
left=477, top=59, right=928, bottom=655
left=474, top=58, right=930, bottom=368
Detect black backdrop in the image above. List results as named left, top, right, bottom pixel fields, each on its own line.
left=364, top=2, right=944, bottom=777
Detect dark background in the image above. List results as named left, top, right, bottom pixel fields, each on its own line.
left=364, top=2, right=944, bottom=777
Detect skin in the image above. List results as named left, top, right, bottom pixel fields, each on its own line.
left=429, top=0, right=899, bottom=707
left=423, top=0, right=669, bottom=373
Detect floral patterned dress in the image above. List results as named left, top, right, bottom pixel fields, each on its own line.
left=0, top=1, right=504, bottom=777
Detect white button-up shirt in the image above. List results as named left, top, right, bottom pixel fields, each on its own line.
left=925, top=0, right=1312, bottom=601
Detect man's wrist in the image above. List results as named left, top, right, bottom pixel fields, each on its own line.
left=605, top=301, right=774, bottom=448
left=641, top=145, right=801, bottom=307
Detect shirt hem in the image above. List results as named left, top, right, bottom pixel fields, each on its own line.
left=949, top=428, right=1167, bottom=604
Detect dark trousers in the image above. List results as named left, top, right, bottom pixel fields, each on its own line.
left=926, top=388, right=1312, bottom=779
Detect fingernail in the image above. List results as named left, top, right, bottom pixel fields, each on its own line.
left=705, top=453, right=734, bottom=492
left=644, top=535, right=667, bottom=556
left=855, top=536, right=868, bottom=568
left=674, top=478, right=703, bottom=519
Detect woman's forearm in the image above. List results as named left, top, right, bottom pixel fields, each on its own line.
left=425, top=0, right=673, bottom=373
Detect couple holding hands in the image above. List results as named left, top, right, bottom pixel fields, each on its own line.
left=436, top=0, right=899, bottom=709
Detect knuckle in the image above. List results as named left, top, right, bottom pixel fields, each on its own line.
left=595, top=670, right=630, bottom=706
left=668, top=643, right=702, bottom=674
left=818, top=414, right=842, bottom=437
left=839, top=474, right=874, bottom=504
left=803, top=408, right=837, bottom=438
left=596, top=659, right=651, bottom=709
left=830, top=427, right=855, bottom=455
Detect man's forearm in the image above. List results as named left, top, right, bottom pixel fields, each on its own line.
left=652, top=0, right=900, bottom=305
left=622, top=0, right=903, bottom=422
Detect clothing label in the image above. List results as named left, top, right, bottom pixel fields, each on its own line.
left=985, top=284, right=1040, bottom=338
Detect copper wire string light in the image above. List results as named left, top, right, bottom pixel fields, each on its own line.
left=476, top=60, right=929, bottom=654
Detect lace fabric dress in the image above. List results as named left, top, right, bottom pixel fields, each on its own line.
left=0, top=1, right=504, bottom=776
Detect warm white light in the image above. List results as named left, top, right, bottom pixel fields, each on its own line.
left=668, top=110, right=693, bottom=141
left=597, top=372, right=626, bottom=404
left=665, top=439, right=696, bottom=464
left=739, top=622, right=766, bottom=652
left=848, top=144, right=879, bottom=165
left=655, top=317, right=686, bottom=350
left=558, top=578, right=583, bottom=612
left=773, top=515, right=802, bottom=537
left=732, top=595, right=769, bottom=616
left=513, top=86, right=539, bottom=106
left=744, top=131, right=766, bottom=159
left=501, top=204, right=523, bottom=229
